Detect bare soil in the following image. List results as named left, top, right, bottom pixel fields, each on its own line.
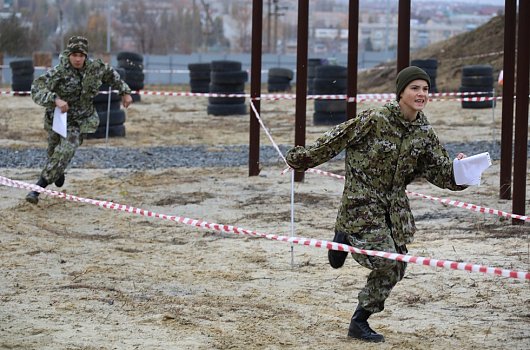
left=0, top=92, right=529, bottom=350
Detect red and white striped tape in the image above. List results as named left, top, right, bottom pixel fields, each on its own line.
left=0, top=89, right=503, bottom=102
left=302, top=168, right=529, bottom=222
left=1, top=175, right=527, bottom=280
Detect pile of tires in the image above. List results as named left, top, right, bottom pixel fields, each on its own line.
left=267, top=67, right=293, bottom=92
left=207, top=60, right=248, bottom=116
left=459, top=64, right=495, bottom=109
left=10, top=59, right=34, bottom=95
left=313, top=65, right=347, bottom=126
left=117, top=51, right=144, bottom=103
left=188, top=62, right=211, bottom=93
left=87, top=68, right=127, bottom=139
left=411, top=59, right=438, bottom=93
left=308, top=58, right=327, bottom=94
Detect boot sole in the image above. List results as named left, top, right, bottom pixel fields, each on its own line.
left=328, top=249, right=348, bottom=268
left=25, top=195, right=39, bottom=205
left=347, top=333, right=385, bottom=343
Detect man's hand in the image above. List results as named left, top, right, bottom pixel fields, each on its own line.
left=122, top=94, right=133, bottom=109
left=456, top=153, right=467, bottom=160
left=55, top=98, right=69, bottom=113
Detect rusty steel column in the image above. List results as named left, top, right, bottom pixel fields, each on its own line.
left=347, top=0, right=359, bottom=120
left=397, top=0, right=411, bottom=72
left=512, top=0, right=530, bottom=224
left=249, top=0, right=263, bottom=177
left=294, top=0, right=309, bottom=182
left=500, top=0, right=517, bottom=200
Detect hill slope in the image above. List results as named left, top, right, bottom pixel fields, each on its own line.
left=358, top=15, right=505, bottom=94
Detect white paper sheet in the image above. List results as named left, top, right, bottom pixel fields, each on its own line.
left=453, top=152, right=492, bottom=186
left=52, top=107, right=67, bottom=138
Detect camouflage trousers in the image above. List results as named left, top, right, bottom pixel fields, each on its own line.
left=40, top=126, right=84, bottom=184
left=346, top=214, right=407, bottom=314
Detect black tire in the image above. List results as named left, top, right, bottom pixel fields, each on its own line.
left=93, top=85, right=121, bottom=103
left=207, top=103, right=247, bottom=116
left=268, top=76, right=292, bottom=84
left=268, top=83, right=291, bottom=92
left=97, top=109, right=126, bottom=126
left=190, top=80, right=210, bottom=93
left=11, top=82, right=32, bottom=92
left=9, top=59, right=33, bottom=70
left=118, top=59, right=144, bottom=70
left=86, top=124, right=126, bottom=139
left=122, top=69, right=144, bottom=82
left=461, top=76, right=494, bottom=87
left=313, top=78, right=347, bottom=94
left=210, top=70, right=248, bottom=85
left=11, top=76, right=34, bottom=86
left=189, top=70, right=211, bottom=81
left=211, top=60, right=242, bottom=72
left=127, top=80, right=145, bottom=91
left=314, top=99, right=346, bottom=113
left=209, top=96, right=246, bottom=105
left=94, top=100, right=121, bottom=112
left=313, top=111, right=347, bottom=125
left=462, top=100, right=496, bottom=109
left=117, top=52, right=143, bottom=63
left=188, top=62, right=211, bottom=71
left=315, top=65, right=347, bottom=79
left=11, top=66, right=34, bottom=76
left=268, top=67, right=294, bottom=80
left=462, top=65, right=493, bottom=76
left=411, top=59, right=438, bottom=69
left=209, top=83, right=245, bottom=93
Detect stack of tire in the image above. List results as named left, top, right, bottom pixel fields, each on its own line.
left=10, top=59, right=34, bottom=95
left=117, top=51, right=144, bottom=103
left=267, top=67, right=294, bottom=92
left=411, top=59, right=438, bottom=93
left=188, top=63, right=211, bottom=93
left=207, top=60, right=248, bottom=116
left=313, top=65, right=347, bottom=126
left=308, top=58, right=327, bottom=94
left=459, top=65, right=495, bottom=109
left=87, top=68, right=127, bottom=139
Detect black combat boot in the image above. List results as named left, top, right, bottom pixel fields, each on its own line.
left=25, top=177, right=48, bottom=205
left=328, top=232, right=351, bottom=268
left=347, top=305, right=385, bottom=343
left=54, top=173, right=65, bottom=187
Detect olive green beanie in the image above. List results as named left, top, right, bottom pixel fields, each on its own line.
left=396, top=66, right=431, bottom=100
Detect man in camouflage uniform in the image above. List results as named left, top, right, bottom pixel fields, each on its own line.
left=26, top=35, right=132, bottom=204
left=286, top=66, right=467, bottom=342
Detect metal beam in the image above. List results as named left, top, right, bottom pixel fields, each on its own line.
left=397, top=0, right=411, bottom=72
left=512, top=0, right=530, bottom=223
left=294, top=0, right=309, bottom=182
left=347, top=0, right=359, bottom=119
left=249, top=0, right=263, bottom=176
left=500, top=0, right=517, bottom=200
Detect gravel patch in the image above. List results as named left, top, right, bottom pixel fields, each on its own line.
left=0, top=141, right=521, bottom=169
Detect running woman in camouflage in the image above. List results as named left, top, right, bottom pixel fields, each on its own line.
left=26, top=36, right=132, bottom=204
left=285, top=66, right=467, bottom=342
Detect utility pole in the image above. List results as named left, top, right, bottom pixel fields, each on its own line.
left=267, top=0, right=272, bottom=52
left=272, top=0, right=287, bottom=54
left=106, top=0, right=111, bottom=53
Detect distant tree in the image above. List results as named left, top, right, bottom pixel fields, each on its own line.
left=0, top=14, right=32, bottom=56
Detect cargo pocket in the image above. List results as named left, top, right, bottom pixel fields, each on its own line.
left=349, top=229, right=397, bottom=271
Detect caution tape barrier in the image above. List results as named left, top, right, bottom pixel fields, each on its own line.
left=0, top=175, right=528, bottom=281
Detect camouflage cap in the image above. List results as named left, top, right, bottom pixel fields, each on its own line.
left=66, top=36, right=89, bottom=56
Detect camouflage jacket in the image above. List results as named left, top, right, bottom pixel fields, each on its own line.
left=286, top=100, right=466, bottom=246
left=31, top=50, right=131, bottom=134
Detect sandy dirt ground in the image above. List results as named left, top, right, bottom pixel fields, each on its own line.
left=0, top=91, right=529, bottom=350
